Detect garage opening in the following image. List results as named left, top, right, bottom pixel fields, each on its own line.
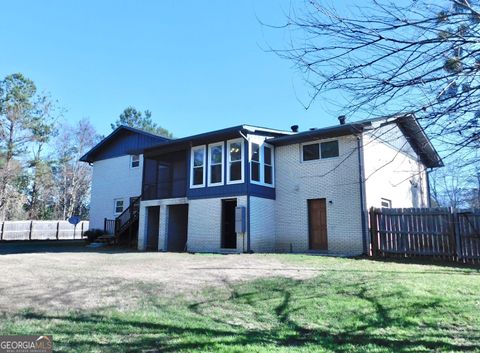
left=146, top=206, right=160, bottom=251
left=221, top=199, right=237, bottom=249
left=167, top=204, right=188, bottom=252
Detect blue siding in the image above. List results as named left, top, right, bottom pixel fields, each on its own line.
left=92, top=131, right=163, bottom=162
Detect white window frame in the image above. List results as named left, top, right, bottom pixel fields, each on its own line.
left=226, top=138, right=244, bottom=185
left=130, top=154, right=140, bottom=168
left=190, top=145, right=206, bottom=188
left=381, top=198, right=392, bottom=208
left=249, top=140, right=275, bottom=188
left=263, top=144, right=274, bottom=186
left=114, top=198, right=124, bottom=215
left=301, top=139, right=340, bottom=162
left=208, top=142, right=224, bottom=187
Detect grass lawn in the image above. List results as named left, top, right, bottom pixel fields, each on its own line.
left=0, top=249, right=479, bottom=352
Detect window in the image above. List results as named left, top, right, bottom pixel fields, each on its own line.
left=250, top=141, right=274, bottom=187
left=251, top=143, right=260, bottom=182
left=381, top=198, right=392, bottom=208
left=130, top=154, right=140, bottom=168
left=302, top=144, right=319, bottom=161
left=264, top=145, right=273, bottom=185
left=227, top=139, right=244, bottom=184
left=302, top=140, right=339, bottom=161
left=321, top=140, right=339, bottom=159
left=114, top=199, right=124, bottom=214
left=208, top=142, right=224, bottom=186
left=190, top=145, right=206, bottom=188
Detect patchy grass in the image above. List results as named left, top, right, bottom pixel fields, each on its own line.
left=0, top=253, right=479, bottom=352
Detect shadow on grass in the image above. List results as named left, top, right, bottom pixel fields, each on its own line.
left=6, top=276, right=480, bottom=353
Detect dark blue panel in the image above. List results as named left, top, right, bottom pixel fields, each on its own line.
left=92, top=131, right=164, bottom=162
left=248, top=183, right=276, bottom=200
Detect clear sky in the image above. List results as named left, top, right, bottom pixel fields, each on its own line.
left=0, top=0, right=352, bottom=138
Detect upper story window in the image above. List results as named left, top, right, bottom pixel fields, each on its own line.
left=250, top=141, right=274, bottom=187
left=190, top=145, right=206, bottom=188
left=251, top=143, right=261, bottom=182
left=130, top=154, right=140, bottom=168
left=114, top=199, right=124, bottom=215
left=227, top=139, right=244, bottom=184
left=302, top=140, right=339, bottom=161
left=381, top=198, right=392, bottom=208
left=208, top=142, right=224, bottom=186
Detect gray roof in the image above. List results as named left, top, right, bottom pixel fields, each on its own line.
left=268, top=113, right=443, bottom=168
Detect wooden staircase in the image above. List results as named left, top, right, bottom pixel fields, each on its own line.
left=104, top=195, right=141, bottom=247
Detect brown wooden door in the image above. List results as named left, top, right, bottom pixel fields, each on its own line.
left=308, top=199, right=328, bottom=250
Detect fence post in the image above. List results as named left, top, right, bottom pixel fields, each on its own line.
left=369, top=207, right=378, bottom=257
left=81, top=222, right=84, bottom=237
left=0, top=221, right=3, bottom=241
left=451, top=208, right=462, bottom=261
left=104, top=218, right=107, bottom=233
left=29, top=221, right=33, bottom=241
left=56, top=221, right=60, bottom=240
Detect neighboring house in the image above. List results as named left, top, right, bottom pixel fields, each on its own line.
left=79, top=126, right=169, bottom=230
left=81, top=113, right=442, bottom=255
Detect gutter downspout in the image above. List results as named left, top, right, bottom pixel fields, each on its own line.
left=426, top=168, right=432, bottom=208
left=240, top=130, right=251, bottom=253
left=356, top=135, right=369, bottom=255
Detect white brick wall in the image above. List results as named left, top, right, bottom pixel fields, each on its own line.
left=274, top=135, right=364, bottom=255
left=187, top=196, right=247, bottom=253
left=89, top=155, right=143, bottom=230
left=363, top=123, right=429, bottom=209
left=249, top=196, right=276, bottom=252
left=138, top=197, right=188, bottom=251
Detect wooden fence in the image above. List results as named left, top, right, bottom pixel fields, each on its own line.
left=370, top=207, right=480, bottom=263
left=0, top=220, right=88, bottom=241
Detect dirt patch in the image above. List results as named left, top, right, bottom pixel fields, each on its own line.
left=0, top=248, right=322, bottom=313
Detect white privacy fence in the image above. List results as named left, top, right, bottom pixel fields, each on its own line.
left=0, top=220, right=88, bottom=241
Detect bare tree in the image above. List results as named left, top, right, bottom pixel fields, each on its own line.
left=273, top=0, right=480, bottom=162
left=54, top=119, right=99, bottom=220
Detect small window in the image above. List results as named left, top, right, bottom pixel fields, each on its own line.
left=264, top=145, right=273, bottom=185
left=227, top=139, right=243, bottom=183
left=381, top=198, right=392, bottom=208
left=251, top=143, right=260, bottom=182
left=114, top=199, right=124, bottom=214
left=208, top=143, right=224, bottom=186
left=191, top=146, right=206, bottom=187
left=303, top=144, right=320, bottom=161
left=321, top=141, right=339, bottom=159
left=131, top=154, right=140, bottom=168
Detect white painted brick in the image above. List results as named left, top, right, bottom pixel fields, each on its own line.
left=274, top=135, right=364, bottom=255
left=363, top=124, right=429, bottom=209
left=250, top=196, right=275, bottom=252
left=89, top=155, right=143, bottom=230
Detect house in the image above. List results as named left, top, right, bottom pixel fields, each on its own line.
left=79, top=126, right=169, bottom=230
left=80, top=113, right=442, bottom=255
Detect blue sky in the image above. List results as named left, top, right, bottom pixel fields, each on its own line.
left=0, top=1, right=353, bottom=137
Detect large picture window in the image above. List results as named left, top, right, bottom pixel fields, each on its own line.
left=227, top=139, right=244, bottom=184
left=190, top=145, right=206, bottom=188
left=208, top=142, right=224, bottom=186
left=250, top=141, right=274, bottom=187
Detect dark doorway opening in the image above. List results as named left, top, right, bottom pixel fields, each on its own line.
left=222, top=199, right=237, bottom=249
left=146, top=206, right=160, bottom=251
left=308, top=198, right=328, bottom=251
left=167, top=204, right=188, bottom=252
